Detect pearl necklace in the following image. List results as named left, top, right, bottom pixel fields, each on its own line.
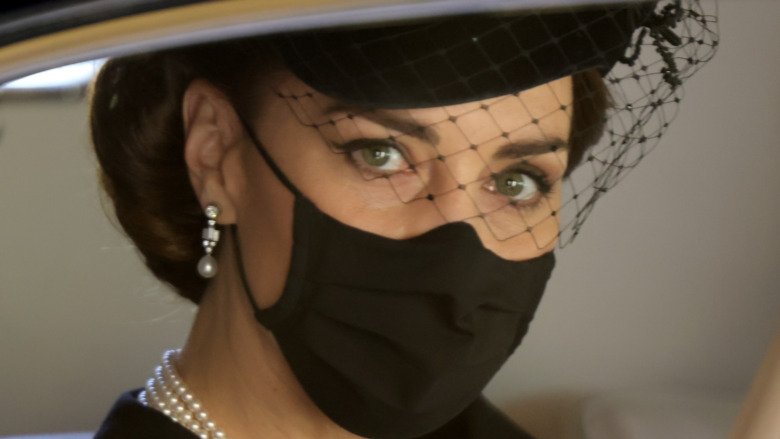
left=139, top=349, right=228, bottom=439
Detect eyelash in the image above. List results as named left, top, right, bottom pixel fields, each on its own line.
left=500, top=163, right=553, bottom=195
left=492, top=163, right=554, bottom=211
left=332, top=137, right=554, bottom=208
left=332, top=138, right=412, bottom=177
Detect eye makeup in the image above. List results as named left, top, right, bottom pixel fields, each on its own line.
left=331, top=138, right=414, bottom=178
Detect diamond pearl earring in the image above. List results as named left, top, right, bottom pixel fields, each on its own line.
left=197, top=204, right=220, bottom=278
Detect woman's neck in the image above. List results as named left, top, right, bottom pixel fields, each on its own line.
left=175, top=245, right=364, bottom=439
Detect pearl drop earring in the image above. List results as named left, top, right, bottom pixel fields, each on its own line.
left=197, top=204, right=220, bottom=278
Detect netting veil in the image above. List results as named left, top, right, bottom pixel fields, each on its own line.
left=248, top=0, right=718, bottom=250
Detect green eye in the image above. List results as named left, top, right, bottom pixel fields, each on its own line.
left=495, top=171, right=539, bottom=200
left=356, top=144, right=406, bottom=171
left=360, top=146, right=393, bottom=168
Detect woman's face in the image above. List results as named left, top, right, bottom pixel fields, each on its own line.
left=233, top=70, right=571, bottom=266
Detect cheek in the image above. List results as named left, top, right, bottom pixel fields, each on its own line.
left=471, top=189, right=564, bottom=260
left=233, top=147, right=295, bottom=309
left=471, top=150, right=568, bottom=260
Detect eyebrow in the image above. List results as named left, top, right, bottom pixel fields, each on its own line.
left=492, top=138, right=568, bottom=161
left=323, top=102, right=440, bottom=145
left=324, top=102, right=566, bottom=160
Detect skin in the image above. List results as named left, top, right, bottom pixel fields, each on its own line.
left=730, top=325, right=780, bottom=439
left=176, top=71, right=572, bottom=439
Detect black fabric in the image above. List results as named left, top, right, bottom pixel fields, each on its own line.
left=95, top=389, right=535, bottom=439
left=95, top=389, right=198, bottom=439
left=236, top=195, right=554, bottom=439
left=271, top=3, right=655, bottom=108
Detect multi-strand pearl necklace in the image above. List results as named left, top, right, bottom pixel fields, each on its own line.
left=139, top=349, right=228, bottom=439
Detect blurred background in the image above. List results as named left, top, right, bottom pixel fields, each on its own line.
left=0, top=1, right=778, bottom=437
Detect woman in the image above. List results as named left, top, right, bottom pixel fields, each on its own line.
left=90, top=2, right=717, bottom=438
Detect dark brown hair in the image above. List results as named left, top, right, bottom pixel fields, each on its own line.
left=569, top=69, right=611, bottom=174
left=90, top=39, right=610, bottom=304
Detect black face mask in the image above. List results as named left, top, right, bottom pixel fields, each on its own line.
left=233, top=120, right=556, bottom=439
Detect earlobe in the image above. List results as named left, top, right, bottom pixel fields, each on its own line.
left=182, top=80, right=243, bottom=224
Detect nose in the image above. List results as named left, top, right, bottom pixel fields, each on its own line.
left=422, top=148, right=486, bottom=223
left=430, top=186, right=482, bottom=224
left=384, top=149, right=486, bottom=239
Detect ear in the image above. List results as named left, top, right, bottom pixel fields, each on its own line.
left=183, top=79, right=243, bottom=224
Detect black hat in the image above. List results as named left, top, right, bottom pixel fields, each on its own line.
left=273, top=3, right=654, bottom=108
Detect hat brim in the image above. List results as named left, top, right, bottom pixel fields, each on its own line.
left=0, top=0, right=652, bottom=87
